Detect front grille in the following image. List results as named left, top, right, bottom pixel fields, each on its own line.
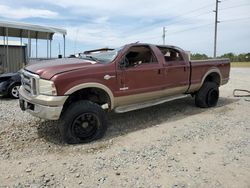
left=21, top=70, right=39, bottom=96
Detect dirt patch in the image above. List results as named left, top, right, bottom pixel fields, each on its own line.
left=0, top=68, right=249, bottom=187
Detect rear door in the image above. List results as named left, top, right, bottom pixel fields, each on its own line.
left=157, top=47, right=190, bottom=92
left=116, top=45, right=165, bottom=101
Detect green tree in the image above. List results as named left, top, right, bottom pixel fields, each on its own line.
left=220, top=53, right=250, bottom=62
left=191, top=53, right=209, bottom=60
left=220, top=53, right=236, bottom=61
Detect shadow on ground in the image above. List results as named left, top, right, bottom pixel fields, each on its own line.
left=37, top=97, right=239, bottom=145
left=0, top=96, right=16, bottom=101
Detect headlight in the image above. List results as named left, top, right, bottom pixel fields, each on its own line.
left=38, top=79, right=57, bottom=96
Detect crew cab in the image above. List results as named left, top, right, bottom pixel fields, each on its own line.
left=19, top=43, right=230, bottom=144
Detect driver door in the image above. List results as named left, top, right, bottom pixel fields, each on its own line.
left=115, top=45, right=165, bottom=105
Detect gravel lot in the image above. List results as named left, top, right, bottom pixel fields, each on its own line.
left=0, top=68, right=250, bottom=188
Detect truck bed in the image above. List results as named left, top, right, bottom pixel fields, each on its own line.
left=188, top=58, right=230, bottom=93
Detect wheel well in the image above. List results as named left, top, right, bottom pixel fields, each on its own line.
left=62, top=87, right=111, bottom=113
left=204, top=72, right=221, bottom=86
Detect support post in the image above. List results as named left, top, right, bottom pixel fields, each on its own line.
left=63, top=34, right=66, bottom=58
left=28, top=30, right=31, bottom=62
left=20, top=30, right=23, bottom=46
left=20, top=30, right=23, bottom=67
left=47, top=33, right=49, bottom=59
left=3, top=29, right=6, bottom=72
left=36, top=32, right=38, bottom=59
left=50, top=39, right=52, bottom=59
left=6, top=28, right=9, bottom=72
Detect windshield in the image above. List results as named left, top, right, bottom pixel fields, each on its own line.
left=80, top=48, right=121, bottom=63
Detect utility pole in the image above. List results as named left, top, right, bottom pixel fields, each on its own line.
left=213, top=0, right=220, bottom=58
left=162, top=27, right=166, bottom=45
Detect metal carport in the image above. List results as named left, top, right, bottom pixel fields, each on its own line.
left=0, top=20, right=67, bottom=73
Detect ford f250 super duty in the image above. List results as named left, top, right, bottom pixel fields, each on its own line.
left=19, top=43, right=230, bottom=144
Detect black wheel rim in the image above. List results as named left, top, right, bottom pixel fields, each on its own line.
left=71, top=113, right=99, bottom=140
left=207, top=89, right=218, bottom=106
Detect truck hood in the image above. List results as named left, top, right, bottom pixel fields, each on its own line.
left=25, top=58, right=98, bottom=79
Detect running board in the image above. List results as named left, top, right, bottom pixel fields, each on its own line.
left=114, top=94, right=189, bottom=113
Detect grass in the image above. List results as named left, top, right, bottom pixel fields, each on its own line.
left=231, top=62, right=250, bottom=67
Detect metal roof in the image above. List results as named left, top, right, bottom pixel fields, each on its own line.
left=0, top=20, right=67, bottom=40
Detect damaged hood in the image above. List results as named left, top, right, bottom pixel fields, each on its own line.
left=25, top=58, right=98, bottom=79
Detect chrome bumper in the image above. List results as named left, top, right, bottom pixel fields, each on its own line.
left=19, top=86, right=68, bottom=120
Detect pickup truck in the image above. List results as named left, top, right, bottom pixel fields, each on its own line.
left=19, top=43, right=230, bottom=144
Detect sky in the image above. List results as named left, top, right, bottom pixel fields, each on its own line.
left=0, top=0, right=249, bottom=57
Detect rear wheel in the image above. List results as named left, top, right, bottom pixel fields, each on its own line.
left=59, top=100, right=107, bottom=144
left=195, top=82, right=219, bottom=108
left=8, top=84, right=20, bottom=99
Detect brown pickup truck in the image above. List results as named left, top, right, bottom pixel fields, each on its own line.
left=19, top=43, right=230, bottom=144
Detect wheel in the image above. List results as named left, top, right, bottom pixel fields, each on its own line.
left=195, top=82, right=219, bottom=108
left=59, top=100, right=108, bottom=144
left=8, top=84, right=20, bottom=99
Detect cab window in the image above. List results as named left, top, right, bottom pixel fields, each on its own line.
left=157, top=47, right=183, bottom=63
left=122, top=45, right=158, bottom=68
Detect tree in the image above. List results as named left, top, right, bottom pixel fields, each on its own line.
left=220, top=53, right=250, bottom=62
left=220, top=53, right=236, bottom=61
left=191, top=53, right=209, bottom=60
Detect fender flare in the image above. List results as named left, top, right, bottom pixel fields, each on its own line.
left=201, top=67, right=222, bottom=86
left=64, top=83, right=115, bottom=109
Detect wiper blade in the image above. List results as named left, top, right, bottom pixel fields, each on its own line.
left=85, top=55, right=100, bottom=62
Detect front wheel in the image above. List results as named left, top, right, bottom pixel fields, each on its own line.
left=195, top=82, right=219, bottom=108
left=59, top=100, right=108, bottom=144
left=8, top=84, right=20, bottom=99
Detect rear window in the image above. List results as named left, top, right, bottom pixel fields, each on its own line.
left=157, top=47, right=183, bottom=63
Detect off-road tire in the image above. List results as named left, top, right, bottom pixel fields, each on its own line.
left=195, top=82, right=219, bottom=108
left=59, top=100, right=108, bottom=144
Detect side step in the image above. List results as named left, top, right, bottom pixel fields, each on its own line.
left=114, top=94, right=189, bottom=113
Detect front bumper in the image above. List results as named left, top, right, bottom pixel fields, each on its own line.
left=19, top=86, right=68, bottom=120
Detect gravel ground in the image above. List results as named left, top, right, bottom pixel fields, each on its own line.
left=0, top=68, right=249, bottom=188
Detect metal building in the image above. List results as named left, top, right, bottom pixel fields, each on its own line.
left=0, top=20, right=67, bottom=73
left=0, top=41, right=26, bottom=73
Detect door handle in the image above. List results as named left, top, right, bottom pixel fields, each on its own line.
left=104, top=75, right=116, bottom=80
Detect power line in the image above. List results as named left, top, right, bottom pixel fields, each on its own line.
left=163, top=2, right=250, bottom=28
left=132, top=1, right=250, bottom=42
left=141, top=16, right=250, bottom=42
left=128, top=3, right=215, bottom=35
left=167, top=23, right=213, bottom=36
left=219, top=3, right=250, bottom=10
left=158, top=16, right=250, bottom=37
left=221, top=17, right=250, bottom=22
left=171, top=3, right=214, bottom=19
left=165, top=11, right=213, bottom=27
